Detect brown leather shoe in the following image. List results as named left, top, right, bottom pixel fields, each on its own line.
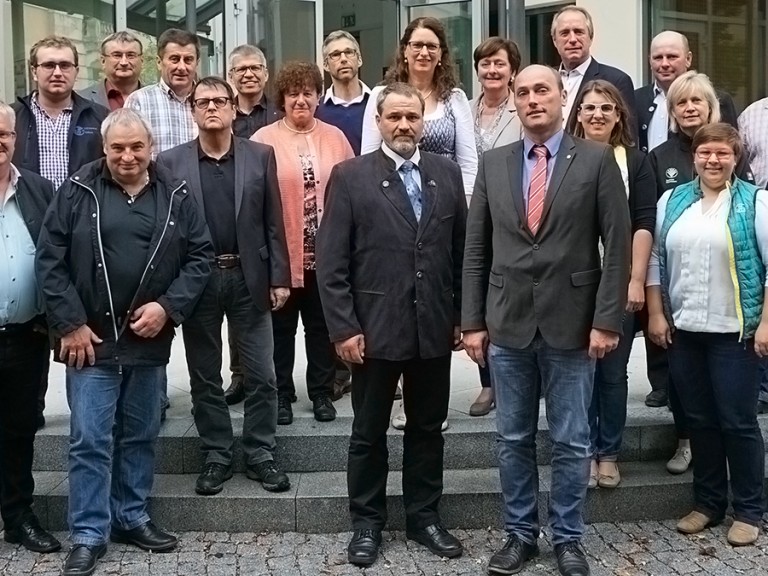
left=727, top=521, right=759, bottom=546
left=677, top=511, right=713, bottom=534
left=597, top=461, right=621, bottom=488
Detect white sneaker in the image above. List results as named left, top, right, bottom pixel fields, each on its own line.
left=666, top=446, right=692, bottom=474
left=390, top=402, right=449, bottom=431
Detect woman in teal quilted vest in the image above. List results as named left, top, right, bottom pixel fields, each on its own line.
left=646, top=123, right=768, bottom=547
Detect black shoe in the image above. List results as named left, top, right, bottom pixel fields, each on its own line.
left=63, top=544, right=107, bottom=576
left=111, top=521, right=177, bottom=552
left=487, top=533, right=538, bottom=574
left=4, top=518, right=61, bottom=553
left=195, top=462, right=233, bottom=495
left=224, top=375, right=245, bottom=405
left=277, top=396, right=293, bottom=425
left=645, top=389, right=668, bottom=407
left=331, top=378, right=352, bottom=401
left=246, top=460, right=291, bottom=492
left=313, top=395, right=337, bottom=422
left=758, top=400, right=768, bottom=415
left=347, top=529, right=381, bottom=566
left=406, top=523, right=463, bottom=558
left=554, top=541, right=590, bottom=576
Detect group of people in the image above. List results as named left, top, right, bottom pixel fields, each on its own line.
left=1, top=4, right=767, bottom=576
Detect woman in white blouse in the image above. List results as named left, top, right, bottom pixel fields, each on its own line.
left=646, top=123, right=768, bottom=547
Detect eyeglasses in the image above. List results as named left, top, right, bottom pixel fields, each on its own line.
left=326, top=49, right=357, bottom=62
left=407, top=41, right=441, bottom=54
left=231, top=64, right=266, bottom=76
left=193, top=97, right=232, bottom=110
left=695, top=150, right=734, bottom=161
left=35, top=61, right=77, bottom=73
left=104, top=51, right=141, bottom=61
left=0, top=131, right=16, bottom=141
left=579, top=103, right=617, bottom=115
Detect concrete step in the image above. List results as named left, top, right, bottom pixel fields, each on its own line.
left=33, top=461, right=738, bottom=533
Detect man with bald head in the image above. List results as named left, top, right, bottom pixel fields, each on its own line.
left=462, top=64, right=630, bottom=576
left=635, top=30, right=738, bottom=153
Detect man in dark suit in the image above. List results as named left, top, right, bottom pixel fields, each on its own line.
left=462, top=65, right=631, bottom=576
left=552, top=6, right=636, bottom=132
left=156, top=76, right=292, bottom=497
left=635, top=30, right=739, bottom=154
left=316, top=82, right=467, bottom=567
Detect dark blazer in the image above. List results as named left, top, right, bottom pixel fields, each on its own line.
left=156, top=137, right=291, bottom=312
left=316, top=149, right=468, bottom=361
left=566, top=58, right=637, bottom=133
left=462, top=133, right=632, bottom=350
left=625, top=147, right=657, bottom=235
left=15, top=168, right=55, bottom=242
left=77, top=80, right=110, bottom=109
left=634, top=84, right=739, bottom=152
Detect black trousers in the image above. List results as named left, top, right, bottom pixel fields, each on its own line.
left=0, top=326, right=48, bottom=529
left=272, top=270, right=334, bottom=402
left=348, top=354, right=451, bottom=531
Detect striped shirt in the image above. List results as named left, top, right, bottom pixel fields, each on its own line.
left=739, top=97, right=768, bottom=188
left=30, top=93, right=72, bottom=189
left=124, top=79, right=197, bottom=157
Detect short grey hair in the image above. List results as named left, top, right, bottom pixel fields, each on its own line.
left=0, top=101, right=15, bottom=129
left=551, top=6, right=594, bottom=39
left=228, top=44, right=267, bottom=69
left=100, top=31, right=143, bottom=55
left=100, top=108, right=154, bottom=145
left=375, top=82, right=425, bottom=116
left=322, top=30, right=361, bottom=59
left=666, top=70, right=721, bottom=133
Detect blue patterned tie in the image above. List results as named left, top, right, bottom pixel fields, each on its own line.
left=399, top=160, right=422, bottom=222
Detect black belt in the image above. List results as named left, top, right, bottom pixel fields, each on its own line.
left=0, top=316, right=43, bottom=336
left=214, top=254, right=241, bottom=269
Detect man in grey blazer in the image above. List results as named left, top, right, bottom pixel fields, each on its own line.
left=78, top=31, right=143, bottom=111
left=316, top=83, right=467, bottom=567
left=156, top=76, right=292, bottom=497
left=462, top=65, right=631, bottom=576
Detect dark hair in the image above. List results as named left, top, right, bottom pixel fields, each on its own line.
left=383, top=17, right=457, bottom=102
left=376, top=82, right=425, bottom=115
left=568, top=80, right=635, bottom=148
left=158, top=28, right=200, bottom=60
left=691, top=122, right=743, bottom=160
left=29, top=35, right=79, bottom=67
left=190, top=76, right=236, bottom=109
left=473, top=36, right=521, bottom=75
left=274, top=61, right=324, bottom=110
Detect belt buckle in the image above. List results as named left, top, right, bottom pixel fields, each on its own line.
left=215, top=254, right=239, bottom=269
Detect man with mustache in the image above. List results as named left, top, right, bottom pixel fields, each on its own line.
left=79, top=31, right=144, bottom=111
left=317, top=82, right=467, bottom=567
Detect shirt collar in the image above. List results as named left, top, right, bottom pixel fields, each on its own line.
left=31, top=91, right=73, bottom=113
left=105, top=78, right=141, bottom=96
left=653, top=81, right=666, bottom=98
left=559, top=56, right=592, bottom=78
left=523, top=130, right=564, bottom=160
left=235, top=94, right=268, bottom=116
left=197, top=137, right=235, bottom=161
left=381, top=142, right=421, bottom=170
left=2, top=164, right=22, bottom=206
left=323, top=81, right=371, bottom=105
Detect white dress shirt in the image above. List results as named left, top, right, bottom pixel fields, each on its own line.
left=560, top=56, right=593, bottom=125
left=647, top=83, right=669, bottom=151
left=323, top=80, right=371, bottom=106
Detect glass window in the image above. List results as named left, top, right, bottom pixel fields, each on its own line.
left=248, top=0, right=317, bottom=71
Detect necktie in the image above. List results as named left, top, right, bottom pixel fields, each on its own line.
left=399, top=160, right=422, bottom=222
left=527, top=145, right=548, bottom=234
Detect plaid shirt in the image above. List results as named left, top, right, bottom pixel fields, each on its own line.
left=30, top=93, right=72, bottom=189
left=739, top=97, right=768, bottom=188
left=124, top=79, right=197, bottom=157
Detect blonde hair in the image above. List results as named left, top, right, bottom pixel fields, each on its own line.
left=667, top=70, right=720, bottom=133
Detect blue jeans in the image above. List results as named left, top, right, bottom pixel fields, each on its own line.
left=667, top=331, right=764, bottom=525
left=489, top=336, right=595, bottom=545
left=589, top=314, right=637, bottom=460
left=66, top=364, right=164, bottom=546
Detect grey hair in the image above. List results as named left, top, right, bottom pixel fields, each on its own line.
left=0, top=101, right=15, bottom=129
left=100, top=31, right=143, bottom=55
left=551, top=5, right=594, bottom=39
left=375, top=82, right=425, bottom=116
left=322, top=30, right=361, bottom=59
left=100, top=108, right=154, bottom=145
left=666, top=70, right=721, bottom=133
left=228, top=44, right=267, bottom=69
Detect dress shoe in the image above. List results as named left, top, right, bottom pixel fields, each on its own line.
left=63, top=544, right=107, bottom=576
left=644, top=389, right=668, bottom=407
left=677, top=510, right=715, bottom=534
left=246, top=460, right=291, bottom=492
left=111, top=521, right=178, bottom=552
left=331, top=377, right=352, bottom=401
left=406, top=523, right=463, bottom=558
left=4, top=518, right=61, bottom=553
left=487, top=533, right=538, bottom=574
left=597, top=461, right=621, bottom=488
left=588, top=460, right=598, bottom=489
left=195, top=462, right=233, bottom=495
left=277, top=396, right=293, bottom=425
left=224, top=375, right=245, bottom=405
left=727, top=520, right=759, bottom=546
left=666, top=446, right=692, bottom=474
left=347, top=528, right=381, bottom=566
left=554, top=541, right=590, bottom=576
left=313, top=395, right=337, bottom=421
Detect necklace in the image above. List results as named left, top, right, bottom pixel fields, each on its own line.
left=282, top=118, right=317, bottom=134
left=474, top=92, right=510, bottom=155
left=419, top=88, right=434, bottom=101
left=122, top=173, right=150, bottom=204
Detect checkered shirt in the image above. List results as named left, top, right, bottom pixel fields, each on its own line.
left=124, top=79, right=198, bottom=157
left=739, top=97, right=768, bottom=188
left=30, top=93, right=72, bottom=189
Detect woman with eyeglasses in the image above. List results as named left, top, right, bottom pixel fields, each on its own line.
left=646, top=123, right=768, bottom=546
left=567, top=80, right=656, bottom=489
left=251, top=61, right=354, bottom=426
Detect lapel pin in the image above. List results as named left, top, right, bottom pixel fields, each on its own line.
left=566, top=155, right=572, bottom=159
left=382, top=181, right=390, bottom=188
left=428, top=180, right=436, bottom=187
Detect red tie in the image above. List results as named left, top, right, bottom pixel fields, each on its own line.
left=527, top=145, right=548, bottom=234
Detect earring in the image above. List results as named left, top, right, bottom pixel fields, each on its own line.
left=438, top=61, right=442, bottom=67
